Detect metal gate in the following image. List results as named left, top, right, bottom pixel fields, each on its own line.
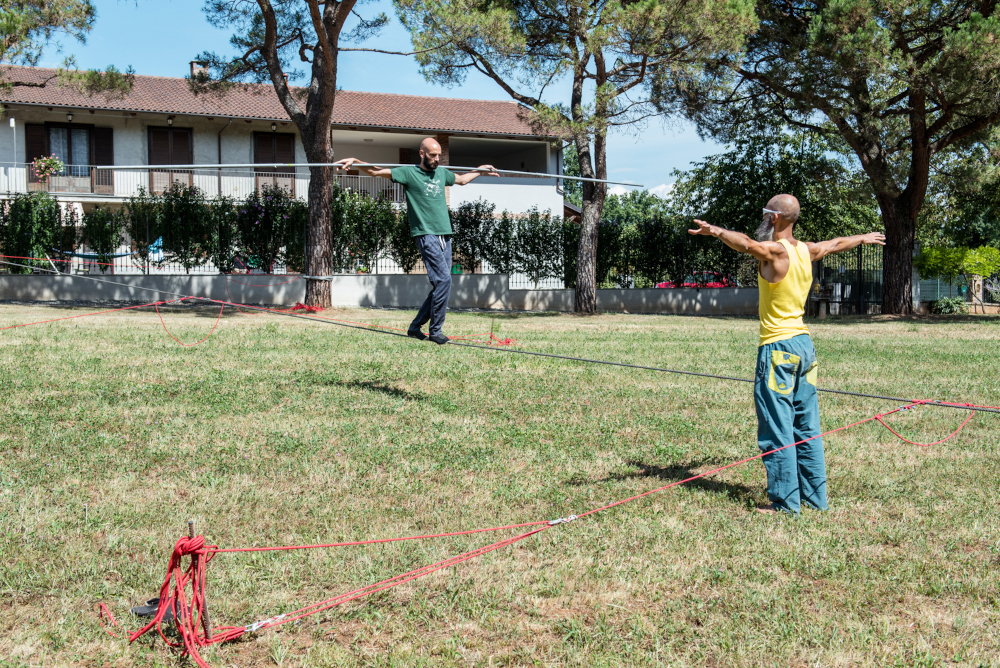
left=815, top=244, right=883, bottom=315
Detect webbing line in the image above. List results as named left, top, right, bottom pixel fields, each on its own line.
left=190, top=296, right=1000, bottom=415
left=443, top=340, right=1000, bottom=414
left=1, top=258, right=994, bottom=415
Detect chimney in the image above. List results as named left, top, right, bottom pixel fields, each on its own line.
left=283, top=73, right=288, bottom=83
left=190, top=61, right=209, bottom=78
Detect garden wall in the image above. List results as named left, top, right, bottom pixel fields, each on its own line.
left=0, top=274, right=759, bottom=314
left=508, top=288, right=758, bottom=314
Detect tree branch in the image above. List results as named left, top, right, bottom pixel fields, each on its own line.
left=306, top=0, right=337, bottom=76
left=339, top=41, right=452, bottom=57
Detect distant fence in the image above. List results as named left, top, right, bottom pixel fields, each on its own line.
left=814, top=244, right=883, bottom=315
left=1, top=188, right=751, bottom=293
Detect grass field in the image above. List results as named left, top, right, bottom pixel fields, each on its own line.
left=1, top=303, right=998, bottom=667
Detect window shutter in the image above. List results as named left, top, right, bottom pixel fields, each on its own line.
left=274, top=134, right=294, bottom=164
left=93, top=127, right=114, bottom=165
left=25, top=124, right=48, bottom=162
left=149, top=128, right=171, bottom=164
left=254, top=133, right=274, bottom=163
left=173, top=129, right=192, bottom=164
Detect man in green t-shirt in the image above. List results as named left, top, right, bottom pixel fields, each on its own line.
left=336, top=138, right=498, bottom=344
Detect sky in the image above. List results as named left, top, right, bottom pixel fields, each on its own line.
left=40, top=0, right=725, bottom=194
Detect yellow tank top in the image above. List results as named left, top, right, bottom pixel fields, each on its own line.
left=758, top=238, right=812, bottom=346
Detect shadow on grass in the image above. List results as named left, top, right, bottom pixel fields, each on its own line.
left=336, top=379, right=429, bottom=401
left=14, top=302, right=249, bottom=319
left=580, top=459, right=763, bottom=507
left=809, top=314, right=998, bottom=326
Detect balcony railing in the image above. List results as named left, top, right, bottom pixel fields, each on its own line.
left=0, top=164, right=406, bottom=203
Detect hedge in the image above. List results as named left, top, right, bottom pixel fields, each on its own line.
left=1, top=189, right=741, bottom=285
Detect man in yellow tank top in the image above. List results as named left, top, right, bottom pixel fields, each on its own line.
left=689, top=195, right=884, bottom=514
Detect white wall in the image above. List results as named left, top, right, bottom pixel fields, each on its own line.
left=451, top=177, right=564, bottom=214
left=0, top=274, right=759, bottom=314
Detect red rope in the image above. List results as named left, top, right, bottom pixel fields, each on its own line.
left=254, top=526, right=549, bottom=632
left=154, top=300, right=225, bottom=347
left=875, top=407, right=976, bottom=446
left=0, top=300, right=167, bottom=331
left=97, top=603, right=123, bottom=638
left=210, top=293, right=517, bottom=344
left=288, top=302, right=324, bottom=312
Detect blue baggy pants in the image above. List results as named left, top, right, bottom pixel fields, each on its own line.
left=411, top=234, right=453, bottom=337
left=754, top=334, right=828, bottom=514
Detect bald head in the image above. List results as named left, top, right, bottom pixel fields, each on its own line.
left=767, top=194, right=800, bottom=224
left=419, top=138, right=442, bottom=170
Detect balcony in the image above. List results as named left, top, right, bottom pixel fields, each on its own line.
left=0, top=164, right=406, bottom=203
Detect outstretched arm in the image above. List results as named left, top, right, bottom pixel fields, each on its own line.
left=688, top=219, right=786, bottom=262
left=806, top=233, right=886, bottom=261
left=454, top=164, right=499, bottom=185
left=334, top=158, right=392, bottom=179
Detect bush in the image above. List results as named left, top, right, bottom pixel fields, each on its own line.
left=930, top=297, right=969, bottom=315
left=389, top=207, right=421, bottom=274
left=561, top=218, right=580, bottom=287
left=208, top=196, right=240, bottom=274
left=635, top=213, right=676, bottom=285
left=328, top=186, right=351, bottom=273
left=451, top=199, right=496, bottom=273
left=0, top=192, right=63, bottom=274
left=514, top=208, right=563, bottom=288
left=282, top=197, right=309, bottom=274
left=596, top=218, right=626, bottom=287
left=82, top=207, right=124, bottom=273
left=483, top=210, right=517, bottom=276
left=123, top=188, right=162, bottom=273
left=235, top=185, right=296, bottom=273
left=161, top=183, right=211, bottom=273
left=344, top=190, right=393, bottom=273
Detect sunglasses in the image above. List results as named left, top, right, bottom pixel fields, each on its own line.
left=763, top=208, right=781, bottom=216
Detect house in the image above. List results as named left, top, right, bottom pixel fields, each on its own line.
left=0, top=64, right=566, bottom=217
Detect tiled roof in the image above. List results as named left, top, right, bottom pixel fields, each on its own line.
left=0, top=66, right=547, bottom=137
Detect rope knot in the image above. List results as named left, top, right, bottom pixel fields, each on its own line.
left=173, top=535, right=206, bottom=559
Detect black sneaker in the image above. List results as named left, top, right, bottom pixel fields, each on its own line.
left=428, top=333, right=450, bottom=345
left=407, top=328, right=427, bottom=341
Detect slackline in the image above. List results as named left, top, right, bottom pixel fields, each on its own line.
left=1, top=257, right=995, bottom=415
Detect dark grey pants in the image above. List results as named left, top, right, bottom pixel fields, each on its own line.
left=411, top=234, right=452, bottom=336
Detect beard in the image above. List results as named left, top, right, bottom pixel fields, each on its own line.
left=421, top=156, right=439, bottom=170
left=756, top=218, right=774, bottom=242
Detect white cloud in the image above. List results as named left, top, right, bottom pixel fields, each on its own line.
left=608, top=185, right=630, bottom=197
left=649, top=183, right=675, bottom=199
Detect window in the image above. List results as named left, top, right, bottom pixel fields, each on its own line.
left=49, top=127, right=90, bottom=176
left=24, top=123, right=114, bottom=193
left=254, top=132, right=295, bottom=194
left=148, top=127, right=194, bottom=192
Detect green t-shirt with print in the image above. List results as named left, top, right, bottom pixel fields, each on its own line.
left=391, top=165, right=456, bottom=237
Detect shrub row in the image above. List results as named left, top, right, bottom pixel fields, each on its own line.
left=1, top=189, right=741, bottom=285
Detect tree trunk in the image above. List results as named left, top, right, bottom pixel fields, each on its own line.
left=305, top=163, right=333, bottom=308
left=573, top=128, right=608, bottom=313
left=878, top=197, right=915, bottom=315
left=575, top=185, right=605, bottom=312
